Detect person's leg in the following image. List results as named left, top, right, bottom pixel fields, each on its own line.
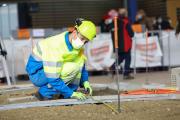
left=38, top=81, right=77, bottom=100
left=124, top=49, right=134, bottom=79
left=38, top=85, right=59, bottom=99
left=29, top=69, right=61, bottom=100
left=29, top=69, right=48, bottom=87
left=124, top=50, right=131, bottom=76
left=118, top=52, right=125, bottom=74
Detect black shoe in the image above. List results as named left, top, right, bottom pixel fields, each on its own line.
left=123, top=75, right=134, bottom=80
left=33, top=92, right=50, bottom=101
left=52, top=94, right=64, bottom=99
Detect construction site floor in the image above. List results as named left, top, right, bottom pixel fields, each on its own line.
left=0, top=100, right=180, bottom=120
left=0, top=71, right=180, bottom=120
left=89, top=71, right=170, bottom=85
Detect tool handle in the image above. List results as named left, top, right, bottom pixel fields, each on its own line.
left=114, top=16, right=118, bottom=49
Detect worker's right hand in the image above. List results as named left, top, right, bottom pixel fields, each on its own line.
left=71, top=92, right=87, bottom=100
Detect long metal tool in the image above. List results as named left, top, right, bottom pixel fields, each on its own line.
left=88, top=95, right=119, bottom=114
left=114, top=16, right=121, bottom=112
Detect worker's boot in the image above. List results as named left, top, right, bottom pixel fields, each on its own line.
left=33, top=92, right=50, bottom=101
left=52, top=94, right=64, bottom=99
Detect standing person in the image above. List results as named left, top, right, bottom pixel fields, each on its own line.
left=26, top=18, right=96, bottom=100
left=110, top=8, right=134, bottom=79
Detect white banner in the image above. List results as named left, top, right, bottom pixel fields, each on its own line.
left=32, top=29, right=45, bottom=37
left=86, top=34, right=115, bottom=70
left=162, top=31, right=180, bottom=66
left=3, top=31, right=180, bottom=76
left=131, top=34, right=162, bottom=67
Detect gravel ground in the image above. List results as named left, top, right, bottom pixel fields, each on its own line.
left=0, top=100, right=180, bottom=120
left=1, top=71, right=179, bottom=120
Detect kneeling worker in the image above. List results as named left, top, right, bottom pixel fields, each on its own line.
left=26, top=18, right=96, bottom=100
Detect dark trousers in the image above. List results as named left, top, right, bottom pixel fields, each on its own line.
left=111, top=49, right=131, bottom=76
left=118, top=49, right=131, bottom=76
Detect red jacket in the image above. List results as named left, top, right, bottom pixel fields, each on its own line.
left=118, top=18, right=134, bottom=52
left=110, top=17, right=134, bottom=52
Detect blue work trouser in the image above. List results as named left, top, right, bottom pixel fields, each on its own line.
left=29, top=69, right=77, bottom=99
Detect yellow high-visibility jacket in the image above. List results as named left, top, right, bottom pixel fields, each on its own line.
left=26, top=31, right=88, bottom=98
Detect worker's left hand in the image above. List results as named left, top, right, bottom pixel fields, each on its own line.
left=83, top=81, right=93, bottom=96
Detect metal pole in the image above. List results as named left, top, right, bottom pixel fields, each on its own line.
left=157, top=29, right=164, bottom=70
left=7, top=4, right=11, bottom=39
left=114, top=16, right=121, bottom=112
left=167, top=30, right=172, bottom=88
left=133, top=35, right=137, bottom=76
left=10, top=36, right=16, bottom=85
left=145, top=30, right=149, bottom=84
left=0, top=6, right=3, bottom=39
left=167, top=31, right=171, bottom=70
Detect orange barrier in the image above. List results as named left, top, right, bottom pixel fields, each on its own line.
left=132, top=24, right=143, bottom=33
left=17, top=29, right=30, bottom=39
left=122, top=89, right=180, bottom=95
